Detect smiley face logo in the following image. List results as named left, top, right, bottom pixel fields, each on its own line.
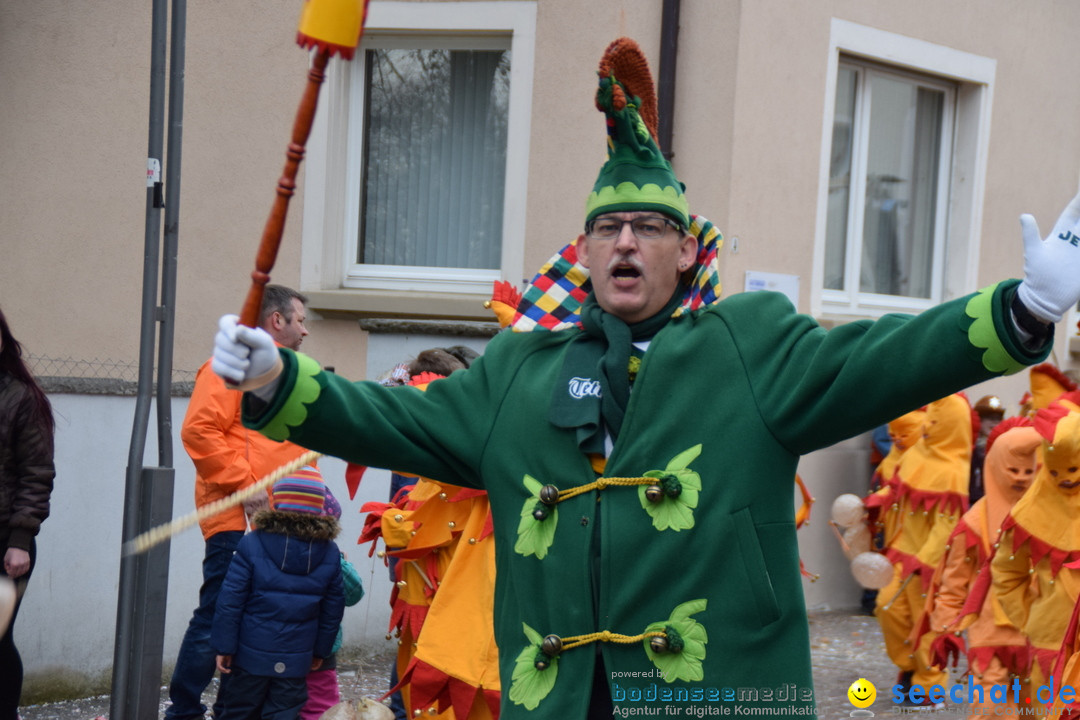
left=847, top=678, right=876, bottom=708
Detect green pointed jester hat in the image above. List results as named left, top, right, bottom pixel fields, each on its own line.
left=584, top=38, right=690, bottom=228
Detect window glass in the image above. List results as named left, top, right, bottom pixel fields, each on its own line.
left=823, top=60, right=949, bottom=305
left=359, top=48, right=511, bottom=270
left=860, top=76, right=943, bottom=298
left=824, top=66, right=856, bottom=291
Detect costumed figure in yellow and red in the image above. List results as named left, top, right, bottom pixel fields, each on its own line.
left=871, top=409, right=927, bottom=491
left=359, top=362, right=501, bottom=720
left=867, top=409, right=928, bottom=547
left=994, top=393, right=1080, bottom=703
left=915, top=418, right=1041, bottom=712
left=1020, top=363, right=1078, bottom=418
left=869, top=393, right=971, bottom=696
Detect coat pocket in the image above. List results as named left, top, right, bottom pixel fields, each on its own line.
left=733, top=506, right=781, bottom=627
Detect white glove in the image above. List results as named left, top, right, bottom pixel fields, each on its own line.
left=212, top=314, right=283, bottom=392
left=1016, top=191, right=1080, bottom=323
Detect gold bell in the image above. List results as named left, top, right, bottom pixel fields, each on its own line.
left=649, top=636, right=669, bottom=653
left=541, top=634, right=563, bottom=657
left=539, top=484, right=560, bottom=505
left=644, top=485, right=664, bottom=503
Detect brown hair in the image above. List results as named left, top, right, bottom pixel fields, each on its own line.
left=408, top=349, right=465, bottom=378
left=258, top=285, right=308, bottom=327
left=0, top=307, right=54, bottom=436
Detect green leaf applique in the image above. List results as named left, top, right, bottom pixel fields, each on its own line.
left=643, top=599, right=708, bottom=683
left=638, top=444, right=703, bottom=531
left=514, top=475, right=558, bottom=559
left=263, top=352, right=323, bottom=442
left=965, top=283, right=1026, bottom=375
left=508, top=623, right=559, bottom=710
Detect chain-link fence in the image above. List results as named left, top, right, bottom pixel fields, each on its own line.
left=28, top=355, right=197, bottom=396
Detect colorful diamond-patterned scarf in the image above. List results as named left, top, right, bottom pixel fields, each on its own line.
left=509, top=214, right=723, bottom=333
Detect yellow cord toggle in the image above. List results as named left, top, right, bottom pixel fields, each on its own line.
left=557, top=476, right=656, bottom=502
left=561, top=629, right=666, bottom=652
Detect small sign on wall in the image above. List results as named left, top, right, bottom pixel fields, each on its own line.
left=745, top=271, right=800, bottom=310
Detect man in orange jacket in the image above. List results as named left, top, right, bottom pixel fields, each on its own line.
left=166, top=285, right=313, bottom=720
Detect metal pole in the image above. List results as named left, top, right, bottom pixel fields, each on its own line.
left=110, top=0, right=168, bottom=716
left=158, top=0, right=185, bottom=465
left=120, top=1, right=186, bottom=716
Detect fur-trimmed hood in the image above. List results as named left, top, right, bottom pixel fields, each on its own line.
left=249, top=509, right=341, bottom=576
left=252, top=508, right=340, bottom=541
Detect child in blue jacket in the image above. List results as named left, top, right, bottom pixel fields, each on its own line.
left=213, top=467, right=345, bottom=720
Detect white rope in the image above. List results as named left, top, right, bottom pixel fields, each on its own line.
left=122, top=450, right=323, bottom=556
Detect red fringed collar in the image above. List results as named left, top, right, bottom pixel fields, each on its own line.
left=870, top=475, right=968, bottom=515
left=899, top=483, right=968, bottom=515
left=1002, top=516, right=1080, bottom=578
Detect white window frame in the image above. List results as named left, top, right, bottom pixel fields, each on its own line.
left=811, top=19, right=996, bottom=319
left=301, top=1, right=536, bottom=299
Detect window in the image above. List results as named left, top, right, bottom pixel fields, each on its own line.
left=824, top=60, right=953, bottom=306
left=301, top=2, right=536, bottom=315
left=813, top=20, right=996, bottom=318
left=356, top=39, right=509, bottom=276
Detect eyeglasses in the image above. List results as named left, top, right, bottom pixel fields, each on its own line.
left=585, top=216, right=682, bottom=241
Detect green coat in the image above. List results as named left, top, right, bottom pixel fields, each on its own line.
left=245, top=281, right=1047, bottom=717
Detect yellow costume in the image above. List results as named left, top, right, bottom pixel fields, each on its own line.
left=867, top=409, right=927, bottom=546
left=918, top=419, right=1040, bottom=712
left=361, top=371, right=501, bottom=720
left=1022, top=363, right=1078, bottom=417
left=873, top=394, right=971, bottom=691
left=993, top=400, right=1080, bottom=698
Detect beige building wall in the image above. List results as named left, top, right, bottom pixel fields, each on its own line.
left=3, top=0, right=1080, bottom=688
left=4, top=0, right=1078, bottom=378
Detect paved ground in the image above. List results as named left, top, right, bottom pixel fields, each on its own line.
left=19, top=610, right=979, bottom=720
left=808, top=610, right=969, bottom=719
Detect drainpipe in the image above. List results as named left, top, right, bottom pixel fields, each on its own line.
left=657, top=0, right=681, bottom=161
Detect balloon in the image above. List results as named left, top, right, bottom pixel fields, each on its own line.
left=851, top=552, right=893, bottom=589
left=830, top=493, right=866, bottom=528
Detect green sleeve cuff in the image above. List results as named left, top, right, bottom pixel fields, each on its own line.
left=965, top=279, right=1053, bottom=375
left=242, top=349, right=324, bottom=441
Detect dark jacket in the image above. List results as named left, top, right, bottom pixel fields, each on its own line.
left=211, top=509, right=345, bottom=678
left=0, top=373, right=54, bottom=551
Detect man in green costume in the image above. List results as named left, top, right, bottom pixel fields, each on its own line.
left=211, top=39, right=1080, bottom=718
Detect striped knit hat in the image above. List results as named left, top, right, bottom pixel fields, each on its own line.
left=271, top=465, right=327, bottom=515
